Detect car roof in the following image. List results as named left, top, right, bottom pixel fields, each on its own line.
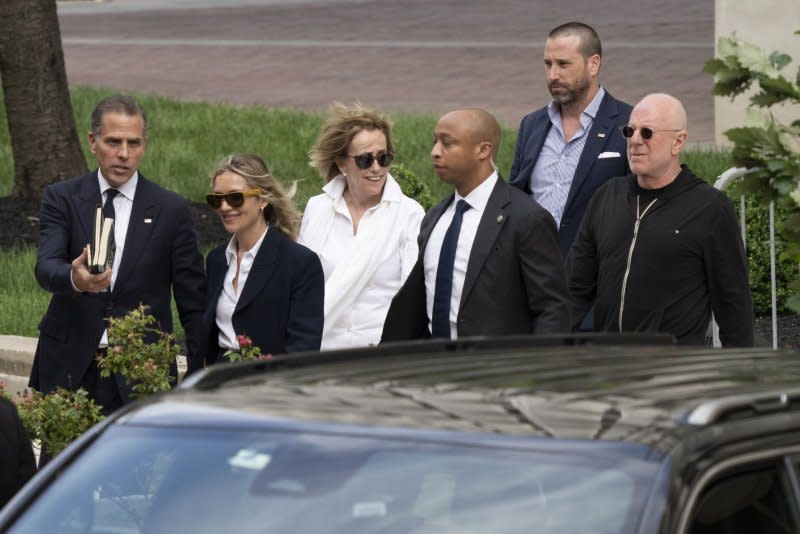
left=130, top=336, right=800, bottom=454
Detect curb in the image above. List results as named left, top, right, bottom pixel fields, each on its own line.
left=0, top=336, right=36, bottom=378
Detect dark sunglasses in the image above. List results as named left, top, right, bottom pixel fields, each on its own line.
left=620, top=125, right=683, bottom=140
left=205, top=189, right=262, bottom=209
left=348, top=150, right=394, bottom=170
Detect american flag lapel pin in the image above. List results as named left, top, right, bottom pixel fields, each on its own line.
left=597, top=132, right=606, bottom=138
left=144, top=218, right=153, bottom=224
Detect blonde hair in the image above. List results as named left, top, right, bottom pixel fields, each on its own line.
left=210, top=154, right=301, bottom=240
left=309, top=101, right=394, bottom=182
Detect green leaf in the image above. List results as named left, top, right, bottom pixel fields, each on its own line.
left=786, top=293, right=800, bottom=314
left=703, top=57, right=728, bottom=75
left=774, top=177, right=795, bottom=195
left=717, top=35, right=739, bottom=59
left=769, top=51, right=792, bottom=70
left=762, top=75, right=799, bottom=96
left=766, top=158, right=786, bottom=172
left=737, top=40, right=779, bottom=77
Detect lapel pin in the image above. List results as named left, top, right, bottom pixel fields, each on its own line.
left=144, top=218, right=152, bottom=224
left=497, top=215, right=504, bottom=223
left=597, top=132, right=606, bottom=138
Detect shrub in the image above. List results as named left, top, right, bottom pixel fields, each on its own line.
left=391, top=163, right=436, bottom=210
left=739, top=196, right=797, bottom=314
left=101, top=304, right=180, bottom=398
left=0, top=383, right=103, bottom=456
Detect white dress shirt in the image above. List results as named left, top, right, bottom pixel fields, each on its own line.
left=299, top=174, right=424, bottom=349
left=216, top=227, right=269, bottom=350
left=424, top=172, right=498, bottom=339
left=98, top=170, right=137, bottom=348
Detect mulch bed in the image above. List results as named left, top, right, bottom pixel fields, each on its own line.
left=4, top=195, right=798, bottom=348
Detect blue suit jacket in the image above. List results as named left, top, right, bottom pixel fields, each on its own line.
left=30, top=171, right=207, bottom=399
left=509, top=91, right=632, bottom=256
left=202, top=227, right=324, bottom=364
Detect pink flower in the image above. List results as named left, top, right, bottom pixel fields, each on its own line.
left=237, top=335, right=253, bottom=348
left=257, top=353, right=273, bottom=361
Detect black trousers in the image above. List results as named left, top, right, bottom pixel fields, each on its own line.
left=79, top=349, right=123, bottom=417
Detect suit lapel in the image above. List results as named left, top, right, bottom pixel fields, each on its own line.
left=235, top=228, right=280, bottom=313
left=460, top=179, right=509, bottom=307
left=114, top=177, right=160, bottom=293
left=516, top=117, right=551, bottom=193
left=75, top=172, right=102, bottom=246
left=207, top=255, right=226, bottom=322
left=563, top=93, right=619, bottom=216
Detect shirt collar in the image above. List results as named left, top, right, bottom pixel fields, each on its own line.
left=97, top=169, right=138, bottom=201
left=455, top=171, right=497, bottom=212
left=225, top=225, right=269, bottom=265
left=322, top=173, right=403, bottom=203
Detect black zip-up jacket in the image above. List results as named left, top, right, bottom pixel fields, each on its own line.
left=567, top=165, right=754, bottom=346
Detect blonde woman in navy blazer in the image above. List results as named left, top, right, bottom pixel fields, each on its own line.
left=202, top=154, right=324, bottom=366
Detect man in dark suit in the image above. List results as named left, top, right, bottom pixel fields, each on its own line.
left=382, top=109, right=570, bottom=341
left=509, top=22, right=632, bottom=257
left=30, top=95, right=206, bottom=414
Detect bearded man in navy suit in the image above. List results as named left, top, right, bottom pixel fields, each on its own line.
left=509, top=22, right=632, bottom=257
left=30, top=95, right=206, bottom=414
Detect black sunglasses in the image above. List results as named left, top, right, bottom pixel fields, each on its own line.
left=205, top=189, right=262, bottom=209
left=348, top=150, right=394, bottom=170
left=620, top=125, right=683, bottom=140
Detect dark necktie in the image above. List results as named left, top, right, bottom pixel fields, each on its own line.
left=431, top=199, right=471, bottom=338
left=103, top=188, right=119, bottom=261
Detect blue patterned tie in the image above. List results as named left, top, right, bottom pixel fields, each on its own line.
left=431, top=199, right=471, bottom=338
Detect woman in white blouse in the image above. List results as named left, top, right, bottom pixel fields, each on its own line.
left=299, top=102, right=424, bottom=350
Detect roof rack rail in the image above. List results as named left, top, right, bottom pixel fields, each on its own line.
left=180, top=333, right=674, bottom=391
left=686, top=388, right=800, bottom=425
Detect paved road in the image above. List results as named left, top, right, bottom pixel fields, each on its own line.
left=57, top=0, right=715, bottom=141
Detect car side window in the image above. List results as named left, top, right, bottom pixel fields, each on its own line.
left=688, top=460, right=800, bottom=534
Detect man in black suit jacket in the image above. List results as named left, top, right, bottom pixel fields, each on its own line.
left=508, top=22, right=632, bottom=257
left=30, top=95, right=206, bottom=414
left=382, top=109, right=570, bottom=341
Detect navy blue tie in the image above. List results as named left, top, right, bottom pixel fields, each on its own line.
left=103, top=188, right=119, bottom=258
left=431, top=199, right=471, bottom=338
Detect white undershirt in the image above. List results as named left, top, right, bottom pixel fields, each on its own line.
left=423, top=172, right=497, bottom=338
left=216, top=227, right=269, bottom=350
left=97, top=170, right=137, bottom=348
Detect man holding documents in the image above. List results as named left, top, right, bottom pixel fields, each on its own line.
left=509, top=22, right=631, bottom=257
left=31, top=95, right=206, bottom=414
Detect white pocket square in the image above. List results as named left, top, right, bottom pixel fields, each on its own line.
left=598, top=151, right=621, bottom=159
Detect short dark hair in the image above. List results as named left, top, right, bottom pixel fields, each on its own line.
left=549, top=22, right=602, bottom=58
left=90, top=94, right=148, bottom=137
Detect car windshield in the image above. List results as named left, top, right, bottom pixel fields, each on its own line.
left=9, top=425, right=659, bottom=534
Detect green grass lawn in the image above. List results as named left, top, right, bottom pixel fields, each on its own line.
left=0, top=86, right=736, bottom=337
